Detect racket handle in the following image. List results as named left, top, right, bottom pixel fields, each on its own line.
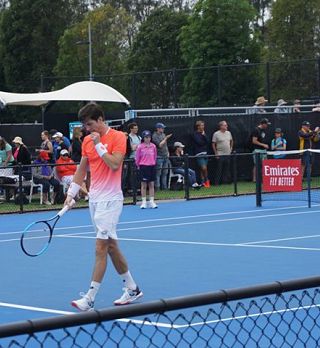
left=58, top=199, right=76, bottom=217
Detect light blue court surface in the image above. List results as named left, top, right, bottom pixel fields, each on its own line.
left=0, top=196, right=320, bottom=327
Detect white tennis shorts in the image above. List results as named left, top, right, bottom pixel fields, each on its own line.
left=89, top=200, right=123, bottom=240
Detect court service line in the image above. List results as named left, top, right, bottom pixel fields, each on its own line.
left=1, top=204, right=318, bottom=237
left=59, top=235, right=320, bottom=252
left=242, top=234, right=320, bottom=245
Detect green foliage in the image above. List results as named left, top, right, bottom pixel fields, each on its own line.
left=265, top=0, right=320, bottom=101
left=179, top=0, right=262, bottom=107
left=127, top=6, right=188, bottom=107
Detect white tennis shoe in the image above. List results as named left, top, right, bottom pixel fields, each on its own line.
left=114, top=287, right=143, bottom=306
left=149, top=201, right=158, bottom=209
left=140, top=201, right=147, bottom=209
left=71, top=293, right=94, bottom=311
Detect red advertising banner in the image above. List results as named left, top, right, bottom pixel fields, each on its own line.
left=262, top=159, right=302, bottom=192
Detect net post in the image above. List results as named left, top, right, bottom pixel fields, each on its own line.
left=306, top=150, right=311, bottom=208
left=256, top=152, right=262, bottom=207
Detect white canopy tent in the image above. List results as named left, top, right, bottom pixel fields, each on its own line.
left=0, top=81, right=130, bottom=107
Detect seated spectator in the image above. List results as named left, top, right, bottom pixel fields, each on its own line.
left=52, top=132, right=69, bottom=159
left=12, top=136, right=31, bottom=179
left=251, top=96, right=268, bottom=113
left=32, top=150, right=61, bottom=205
left=55, top=149, right=88, bottom=199
left=312, top=103, right=320, bottom=112
left=171, top=142, right=200, bottom=188
left=274, top=99, right=289, bottom=113
left=293, top=99, right=301, bottom=113
left=271, top=128, right=287, bottom=158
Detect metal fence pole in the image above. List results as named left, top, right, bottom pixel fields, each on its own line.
left=256, top=153, right=262, bottom=207
left=232, top=153, right=238, bottom=196
left=265, top=62, right=271, bottom=102
left=18, top=164, right=24, bottom=213
left=183, top=154, right=190, bottom=200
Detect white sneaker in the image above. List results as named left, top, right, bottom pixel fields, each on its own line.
left=43, top=200, right=52, bottom=206
left=149, top=201, right=158, bottom=209
left=114, top=287, right=143, bottom=306
left=71, top=293, right=94, bottom=311
left=140, top=201, right=147, bottom=209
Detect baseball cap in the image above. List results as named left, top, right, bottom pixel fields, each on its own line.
left=302, top=121, right=310, bottom=126
left=60, top=149, right=69, bottom=156
left=274, top=128, right=282, bottom=133
left=141, top=130, right=152, bottom=138
left=174, top=141, right=185, bottom=148
left=52, top=132, right=63, bottom=138
left=260, top=118, right=271, bottom=125
left=155, top=122, right=166, bottom=129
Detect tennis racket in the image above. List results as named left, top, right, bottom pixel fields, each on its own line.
left=20, top=200, right=75, bottom=257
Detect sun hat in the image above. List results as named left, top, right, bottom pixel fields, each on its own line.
left=174, top=142, right=185, bottom=148
left=255, top=96, right=268, bottom=105
left=277, top=99, right=287, bottom=106
left=13, top=136, right=23, bottom=145
left=260, top=118, right=271, bottom=125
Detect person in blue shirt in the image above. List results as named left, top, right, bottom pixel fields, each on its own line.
left=271, top=128, right=287, bottom=158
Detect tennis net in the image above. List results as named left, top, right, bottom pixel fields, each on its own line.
left=1, top=276, right=320, bottom=347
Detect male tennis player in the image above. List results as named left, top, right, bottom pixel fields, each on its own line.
left=65, top=103, right=143, bottom=311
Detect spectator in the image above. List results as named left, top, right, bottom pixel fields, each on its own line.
left=55, top=149, right=88, bottom=199
left=298, top=121, right=319, bottom=176
left=251, top=118, right=270, bottom=182
left=293, top=99, right=301, bottom=113
left=52, top=132, right=69, bottom=159
left=12, top=136, right=31, bottom=179
left=32, top=150, right=61, bottom=205
left=135, top=130, right=158, bottom=209
left=152, top=122, right=172, bottom=190
left=0, top=136, right=14, bottom=169
left=171, top=142, right=200, bottom=188
left=36, top=130, right=54, bottom=162
left=191, top=120, right=210, bottom=187
left=271, top=128, right=287, bottom=158
left=71, top=127, right=83, bottom=163
left=251, top=96, right=268, bottom=114
left=127, top=122, right=141, bottom=193
left=49, top=129, right=71, bottom=149
left=212, top=120, right=233, bottom=185
left=274, top=99, right=289, bottom=113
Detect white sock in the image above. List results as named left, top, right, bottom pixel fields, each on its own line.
left=149, top=196, right=154, bottom=202
left=120, top=271, right=137, bottom=290
left=87, top=281, right=100, bottom=301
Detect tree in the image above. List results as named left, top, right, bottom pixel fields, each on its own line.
left=265, top=0, right=320, bottom=100
left=0, top=0, right=87, bottom=93
left=127, top=6, right=188, bottom=108
left=249, top=0, right=273, bottom=41
left=54, top=4, right=132, bottom=92
left=179, top=0, right=262, bottom=106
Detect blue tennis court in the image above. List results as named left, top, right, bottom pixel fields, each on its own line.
left=1, top=196, right=320, bottom=346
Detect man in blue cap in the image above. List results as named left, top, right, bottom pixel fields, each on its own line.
left=152, top=122, right=172, bottom=190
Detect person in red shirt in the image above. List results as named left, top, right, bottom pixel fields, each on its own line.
left=65, top=103, right=142, bottom=311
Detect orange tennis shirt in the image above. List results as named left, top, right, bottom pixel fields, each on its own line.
left=82, top=128, right=126, bottom=202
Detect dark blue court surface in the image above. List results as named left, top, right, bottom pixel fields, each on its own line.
left=1, top=196, right=320, bottom=346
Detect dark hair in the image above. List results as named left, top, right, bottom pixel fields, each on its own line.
left=0, top=137, right=7, bottom=150
left=78, top=103, right=105, bottom=123
left=128, top=122, right=138, bottom=131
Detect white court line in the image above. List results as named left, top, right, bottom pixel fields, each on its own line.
left=1, top=301, right=319, bottom=330
left=1, top=204, right=318, bottom=236
left=242, top=234, right=320, bottom=245
left=58, top=235, right=320, bottom=252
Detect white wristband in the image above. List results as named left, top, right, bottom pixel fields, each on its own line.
left=95, top=143, right=107, bottom=157
left=67, top=182, right=81, bottom=198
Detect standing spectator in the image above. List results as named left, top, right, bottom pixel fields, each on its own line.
left=152, top=122, right=172, bottom=190
left=274, top=99, right=289, bottom=113
left=71, top=127, right=83, bottom=163
left=52, top=132, right=69, bottom=159
left=0, top=136, right=14, bottom=171
left=271, top=128, right=287, bottom=158
left=191, top=120, right=210, bottom=187
left=298, top=121, right=319, bottom=176
left=293, top=99, right=301, bottom=113
left=251, top=96, right=268, bottom=114
left=12, top=136, right=31, bottom=179
left=32, top=150, right=61, bottom=205
left=36, top=130, right=54, bottom=162
left=212, top=120, right=233, bottom=185
left=127, top=122, right=141, bottom=193
left=251, top=118, right=270, bottom=182
left=135, top=130, right=158, bottom=209
left=171, top=142, right=200, bottom=188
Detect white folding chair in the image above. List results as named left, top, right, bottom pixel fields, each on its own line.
left=29, top=175, right=43, bottom=205
left=168, top=161, right=184, bottom=189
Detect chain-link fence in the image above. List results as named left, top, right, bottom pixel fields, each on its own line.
left=1, top=276, right=320, bottom=347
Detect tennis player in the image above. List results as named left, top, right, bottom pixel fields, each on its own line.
left=65, top=103, right=143, bottom=311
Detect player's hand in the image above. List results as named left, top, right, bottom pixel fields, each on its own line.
left=64, top=195, right=75, bottom=209
left=90, top=132, right=101, bottom=145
